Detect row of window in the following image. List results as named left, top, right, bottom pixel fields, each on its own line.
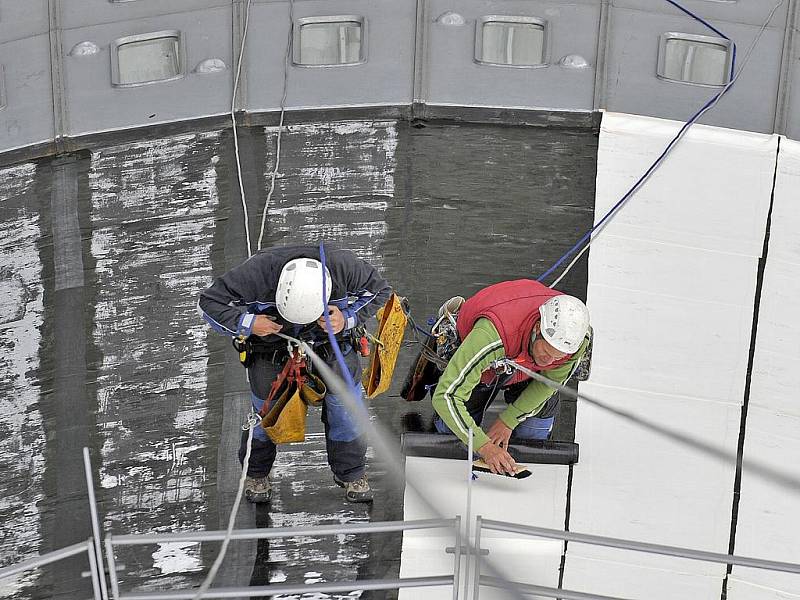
left=88, top=16, right=733, bottom=88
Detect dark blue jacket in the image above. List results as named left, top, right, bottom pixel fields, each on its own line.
left=198, top=245, right=391, bottom=349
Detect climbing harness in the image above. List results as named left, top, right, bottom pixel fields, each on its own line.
left=401, top=296, right=464, bottom=402
left=259, top=345, right=328, bottom=443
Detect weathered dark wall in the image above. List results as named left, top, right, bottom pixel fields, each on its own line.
left=0, top=118, right=597, bottom=599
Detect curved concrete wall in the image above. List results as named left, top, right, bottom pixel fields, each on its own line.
left=1, top=0, right=799, bottom=157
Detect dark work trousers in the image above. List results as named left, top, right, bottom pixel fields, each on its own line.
left=435, top=380, right=559, bottom=440
left=238, top=343, right=368, bottom=482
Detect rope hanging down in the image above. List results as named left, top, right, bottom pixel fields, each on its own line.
left=231, top=0, right=255, bottom=258
left=257, top=0, right=294, bottom=252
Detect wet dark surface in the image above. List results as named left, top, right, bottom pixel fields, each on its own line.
left=0, top=119, right=597, bottom=599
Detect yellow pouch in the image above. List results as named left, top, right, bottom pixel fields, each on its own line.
left=363, top=293, right=408, bottom=398
left=300, top=373, right=327, bottom=407
left=261, top=386, right=307, bottom=444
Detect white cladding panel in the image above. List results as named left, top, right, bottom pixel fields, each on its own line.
left=728, top=138, right=800, bottom=600
left=563, top=112, right=776, bottom=599
left=400, top=457, right=568, bottom=599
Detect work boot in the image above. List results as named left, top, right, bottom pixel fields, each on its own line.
left=334, top=475, right=373, bottom=503
left=244, top=476, right=271, bottom=503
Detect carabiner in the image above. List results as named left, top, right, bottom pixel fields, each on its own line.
left=242, top=412, right=261, bottom=430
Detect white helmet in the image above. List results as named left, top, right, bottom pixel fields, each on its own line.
left=276, top=258, right=332, bottom=324
left=538, top=295, right=590, bottom=354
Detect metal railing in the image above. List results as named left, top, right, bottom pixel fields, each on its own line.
left=5, top=443, right=800, bottom=600
left=6, top=513, right=800, bottom=600
left=0, top=539, right=103, bottom=600
left=472, top=517, right=800, bottom=599
left=105, top=517, right=461, bottom=600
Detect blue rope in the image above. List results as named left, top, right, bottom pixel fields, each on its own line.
left=663, top=0, right=737, bottom=80
left=319, top=242, right=362, bottom=399
left=537, top=0, right=737, bottom=285
left=409, top=319, right=435, bottom=339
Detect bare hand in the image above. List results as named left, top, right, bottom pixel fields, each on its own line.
left=251, top=315, right=283, bottom=337
left=477, top=441, right=517, bottom=476
left=317, top=305, right=345, bottom=334
left=486, top=419, right=513, bottom=450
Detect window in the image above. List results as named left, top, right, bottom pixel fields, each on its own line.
left=294, top=16, right=365, bottom=66
left=475, top=16, right=547, bottom=67
left=111, top=31, right=183, bottom=87
left=657, top=33, right=732, bottom=86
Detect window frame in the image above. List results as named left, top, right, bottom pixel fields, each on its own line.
left=656, top=32, right=733, bottom=88
left=292, top=15, right=367, bottom=68
left=110, top=30, right=185, bottom=88
left=474, top=15, right=549, bottom=69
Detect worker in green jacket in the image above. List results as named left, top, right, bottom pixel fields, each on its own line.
left=431, top=280, right=590, bottom=475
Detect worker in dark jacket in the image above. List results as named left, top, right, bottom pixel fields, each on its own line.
left=199, top=245, right=392, bottom=503
left=432, top=280, right=590, bottom=475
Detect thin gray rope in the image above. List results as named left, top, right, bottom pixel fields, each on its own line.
left=231, top=0, right=255, bottom=258
left=503, top=360, right=800, bottom=493
left=257, top=0, right=294, bottom=252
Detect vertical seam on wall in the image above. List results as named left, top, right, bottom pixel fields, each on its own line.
left=234, top=0, right=244, bottom=114
left=232, top=0, right=245, bottom=115
left=412, top=0, right=428, bottom=112
left=720, top=136, right=781, bottom=600
left=558, top=462, right=574, bottom=591
left=593, top=0, right=611, bottom=111
left=774, top=0, right=798, bottom=134
left=47, top=0, right=66, bottom=150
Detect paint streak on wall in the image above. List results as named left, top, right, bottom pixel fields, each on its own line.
left=263, top=120, right=397, bottom=268
left=0, top=163, right=44, bottom=596
left=88, top=132, right=221, bottom=584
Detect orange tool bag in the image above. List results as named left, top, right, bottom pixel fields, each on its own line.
left=259, top=350, right=326, bottom=444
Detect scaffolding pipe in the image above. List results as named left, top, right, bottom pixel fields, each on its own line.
left=0, top=540, right=94, bottom=581
left=116, top=575, right=454, bottom=599
left=481, top=576, right=632, bottom=600
left=480, top=519, right=800, bottom=575
left=108, top=518, right=456, bottom=546
left=83, top=447, right=110, bottom=600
